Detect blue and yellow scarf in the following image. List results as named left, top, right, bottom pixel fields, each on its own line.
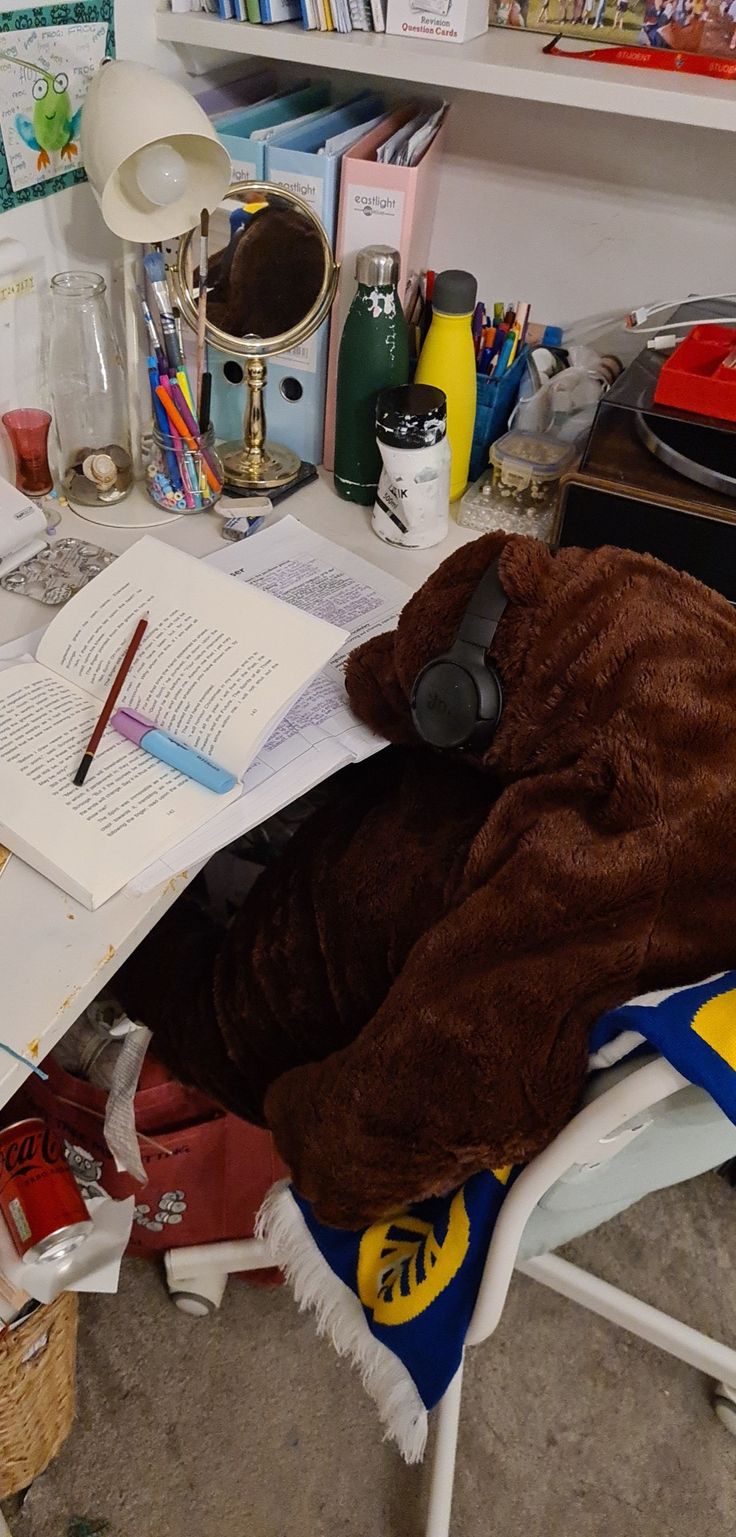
left=258, top=972, right=736, bottom=1460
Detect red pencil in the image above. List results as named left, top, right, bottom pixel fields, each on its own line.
left=72, top=616, right=148, bottom=787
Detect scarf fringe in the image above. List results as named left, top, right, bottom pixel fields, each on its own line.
left=256, top=1181, right=428, bottom=1464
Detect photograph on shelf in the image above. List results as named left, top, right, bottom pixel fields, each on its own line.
left=489, top=0, right=736, bottom=59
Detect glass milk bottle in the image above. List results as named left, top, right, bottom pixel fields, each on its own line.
left=49, top=271, right=132, bottom=506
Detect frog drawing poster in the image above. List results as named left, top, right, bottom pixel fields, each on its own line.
left=0, top=3, right=113, bottom=211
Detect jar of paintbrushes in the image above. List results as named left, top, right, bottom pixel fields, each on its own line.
left=142, top=239, right=222, bottom=514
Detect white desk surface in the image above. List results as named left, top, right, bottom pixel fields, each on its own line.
left=0, top=478, right=477, bottom=1112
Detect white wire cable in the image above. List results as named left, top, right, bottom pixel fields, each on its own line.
left=629, top=296, right=736, bottom=351
left=633, top=313, right=736, bottom=335
left=626, top=292, right=736, bottom=331
left=563, top=292, right=736, bottom=354
left=646, top=334, right=679, bottom=352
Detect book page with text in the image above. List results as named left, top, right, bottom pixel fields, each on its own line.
left=0, top=663, right=236, bottom=907
left=128, top=519, right=410, bottom=894
left=206, top=516, right=411, bottom=770
left=36, top=536, right=347, bottom=778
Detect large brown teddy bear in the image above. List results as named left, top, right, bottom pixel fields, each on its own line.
left=114, top=532, right=736, bottom=1227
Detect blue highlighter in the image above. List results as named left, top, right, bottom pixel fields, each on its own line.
left=112, top=708, right=237, bottom=794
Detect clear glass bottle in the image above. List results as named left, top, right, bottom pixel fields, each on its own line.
left=49, top=272, right=132, bottom=506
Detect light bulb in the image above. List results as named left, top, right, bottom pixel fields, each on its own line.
left=134, top=143, right=187, bottom=208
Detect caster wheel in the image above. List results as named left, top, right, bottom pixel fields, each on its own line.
left=171, top=1290, right=219, bottom=1317
left=714, top=1381, right=736, bottom=1435
left=166, top=1268, right=227, bottom=1315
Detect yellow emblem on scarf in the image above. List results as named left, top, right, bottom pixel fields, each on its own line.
left=692, top=987, right=736, bottom=1070
left=357, top=1188, right=471, bottom=1326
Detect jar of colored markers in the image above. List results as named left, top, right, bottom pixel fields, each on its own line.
left=146, top=424, right=224, bottom=515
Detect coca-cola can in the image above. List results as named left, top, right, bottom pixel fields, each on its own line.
left=0, top=1118, right=92, bottom=1264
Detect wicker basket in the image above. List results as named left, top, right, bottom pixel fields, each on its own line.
left=0, top=1291, right=78, bottom=1499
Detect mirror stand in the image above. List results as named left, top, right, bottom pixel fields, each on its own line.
left=219, top=356, right=301, bottom=493
left=174, top=182, right=339, bottom=496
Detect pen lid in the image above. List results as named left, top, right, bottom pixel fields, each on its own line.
left=432, top=269, right=478, bottom=317
left=355, top=246, right=400, bottom=288
left=112, top=707, right=155, bottom=747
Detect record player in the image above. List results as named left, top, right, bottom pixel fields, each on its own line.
left=554, top=321, right=736, bottom=603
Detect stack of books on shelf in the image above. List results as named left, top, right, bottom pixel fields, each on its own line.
left=190, top=0, right=386, bottom=31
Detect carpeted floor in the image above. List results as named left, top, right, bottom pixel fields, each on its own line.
left=7, top=1171, right=736, bottom=1537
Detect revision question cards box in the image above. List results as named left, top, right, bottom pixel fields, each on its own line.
left=386, top=0, right=487, bottom=41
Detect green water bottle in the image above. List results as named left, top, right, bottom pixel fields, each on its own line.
left=334, top=246, right=410, bottom=506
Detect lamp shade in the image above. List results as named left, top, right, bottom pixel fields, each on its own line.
left=81, top=60, right=232, bottom=243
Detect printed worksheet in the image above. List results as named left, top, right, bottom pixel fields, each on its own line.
left=130, top=516, right=411, bottom=892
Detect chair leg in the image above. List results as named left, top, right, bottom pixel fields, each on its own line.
left=425, top=1361, right=465, bottom=1537
left=520, top=1254, right=736, bottom=1384
left=714, top=1381, right=736, bottom=1435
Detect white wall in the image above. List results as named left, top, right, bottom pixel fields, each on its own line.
left=429, top=90, right=736, bottom=331
left=0, top=0, right=174, bottom=479
left=0, top=0, right=177, bottom=286
left=0, top=0, right=734, bottom=393
left=1, top=0, right=733, bottom=320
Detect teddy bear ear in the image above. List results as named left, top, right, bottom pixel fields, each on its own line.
left=346, top=533, right=515, bottom=743
left=345, top=630, right=418, bottom=744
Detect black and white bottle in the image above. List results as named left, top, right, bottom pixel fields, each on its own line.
left=372, top=384, right=451, bottom=550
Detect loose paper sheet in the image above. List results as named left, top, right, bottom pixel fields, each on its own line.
left=130, top=517, right=411, bottom=892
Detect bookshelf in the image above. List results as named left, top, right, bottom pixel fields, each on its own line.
left=156, top=8, right=736, bottom=134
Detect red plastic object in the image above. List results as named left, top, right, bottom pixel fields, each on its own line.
left=654, top=325, right=736, bottom=423
left=2, top=408, right=53, bottom=495
left=542, top=35, right=736, bottom=81
left=14, top=1054, right=288, bottom=1268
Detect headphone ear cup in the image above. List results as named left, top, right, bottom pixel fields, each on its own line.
left=465, top=664, right=503, bottom=750
left=410, top=553, right=508, bottom=751
left=411, top=657, right=503, bottom=751
left=411, top=656, right=482, bottom=750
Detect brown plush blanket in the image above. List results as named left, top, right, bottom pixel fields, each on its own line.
left=114, top=533, right=736, bottom=1227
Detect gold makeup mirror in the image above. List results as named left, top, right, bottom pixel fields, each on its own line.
left=174, top=180, right=338, bottom=493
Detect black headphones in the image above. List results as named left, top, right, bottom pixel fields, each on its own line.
left=410, top=558, right=507, bottom=752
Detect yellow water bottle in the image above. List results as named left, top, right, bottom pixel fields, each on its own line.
left=415, top=269, right=478, bottom=501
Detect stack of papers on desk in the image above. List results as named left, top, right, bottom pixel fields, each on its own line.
left=130, top=516, right=410, bottom=893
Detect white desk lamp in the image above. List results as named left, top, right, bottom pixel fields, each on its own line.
left=80, top=59, right=231, bottom=527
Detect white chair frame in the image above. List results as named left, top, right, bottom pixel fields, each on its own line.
left=164, top=1057, right=736, bottom=1536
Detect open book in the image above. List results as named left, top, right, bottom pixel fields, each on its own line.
left=131, top=517, right=412, bottom=893
left=0, top=536, right=346, bottom=908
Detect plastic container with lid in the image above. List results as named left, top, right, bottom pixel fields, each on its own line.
left=458, top=429, right=576, bottom=539
left=372, top=382, right=450, bottom=549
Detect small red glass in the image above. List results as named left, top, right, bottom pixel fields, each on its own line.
left=2, top=408, right=53, bottom=496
